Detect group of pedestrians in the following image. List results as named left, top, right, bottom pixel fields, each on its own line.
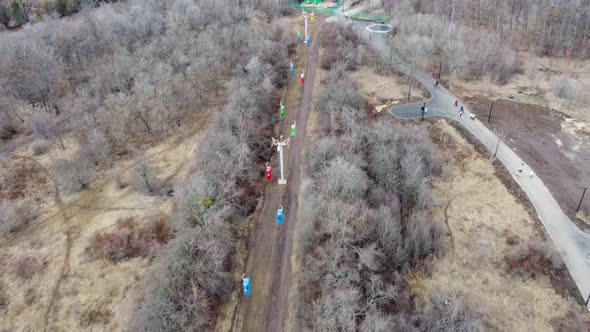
left=453, top=100, right=476, bottom=121
left=515, top=163, right=536, bottom=178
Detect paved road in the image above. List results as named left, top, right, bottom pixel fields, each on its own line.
left=364, top=31, right=590, bottom=308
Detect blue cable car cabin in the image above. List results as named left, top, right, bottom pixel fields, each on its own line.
left=243, top=276, right=251, bottom=295
left=277, top=208, right=284, bottom=225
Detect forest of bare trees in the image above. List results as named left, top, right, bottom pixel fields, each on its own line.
left=384, top=0, right=590, bottom=85
left=125, top=5, right=289, bottom=331
left=299, top=24, right=486, bottom=330
left=398, top=0, right=590, bottom=57
left=1, top=0, right=290, bottom=329
left=0, top=0, right=286, bottom=192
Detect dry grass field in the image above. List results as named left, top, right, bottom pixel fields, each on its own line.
left=353, top=66, right=427, bottom=113
left=412, top=119, right=590, bottom=331
left=452, top=52, right=590, bottom=127
left=0, top=119, right=207, bottom=331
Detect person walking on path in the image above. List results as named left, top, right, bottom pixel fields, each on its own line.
left=470, top=113, right=476, bottom=121
left=515, top=168, right=523, bottom=177
left=460, top=105, right=464, bottom=113
left=459, top=110, right=464, bottom=118
left=290, top=61, right=295, bottom=75
left=300, top=70, right=305, bottom=85
left=435, top=80, right=439, bottom=87
left=454, top=100, right=458, bottom=107
left=529, top=170, right=536, bottom=178
left=297, top=30, right=301, bottom=42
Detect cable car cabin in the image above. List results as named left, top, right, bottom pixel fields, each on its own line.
left=243, top=277, right=251, bottom=295
left=277, top=208, right=284, bottom=225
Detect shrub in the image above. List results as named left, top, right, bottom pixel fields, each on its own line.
left=30, top=139, right=51, bottom=156
left=315, top=157, right=370, bottom=202
left=131, top=218, right=233, bottom=331
left=24, top=287, right=36, bottom=305
left=359, top=311, right=396, bottom=331
left=55, top=0, right=67, bottom=17
left=416, top=291, right=487, bottom=332
left=0, top=281, right=9, bottom=310
left=0, top=4, right=9, bottom=28
left=54, top=153, right=92, bottom=192
left=0, top=160, right=48, bottom=200
left=552, top=310, right=590, bottom=332
left=11, top=256, right=43, bottom=280
left=366, top=122, right=438, bottom=211
left=0, top=198, right=38, bottom=236
left=311, top=288, right=360, bottom=331
left=131, top=154, right=163, bottom=194
left=317, top=76, right=363, bottom=114
left=494, top=50, right=522, bottom=85
left=304, top=136, right=359, bottom=176
left=110, top=168, right=126, bottom=189
left=505, top=238, right=564, bottom=278
left=10, top=0, right=27, bottom=26
left=0, top=112, right=18, bottom=140
left=552, top=75, right=578, bottom=101
left=79, top=299, right=112, bottom=327
left=88, top=214, right=171, bottom=262
left=319, top=23, right=364, bottom=71
left=30, top=112, right=57, bottom=141
left=82, top=128, right=110, bottom=165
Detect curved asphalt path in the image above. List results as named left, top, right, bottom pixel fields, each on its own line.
left=362, top=30, right=590, bottom=308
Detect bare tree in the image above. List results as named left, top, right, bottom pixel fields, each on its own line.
left=10, top=0, right=29, bottom=26
left=552, top=74, right=578, bottom=104
left=132, top=153, right=160, bottom=194
left=417, top=291, right=486, bottom=332
left=30, top=112, right=64, bottom=149
left=55, top=153, right=92, bottom=192
left=0, top=97, right=25, bottom=124
left=29, top=139, right=51, bottom=156
left=0, top=198, right=36, bottom=236
left=0, top=3, right=10, bottom=28
left=0, top=112, right=18, bottom=140
left=316, top=157, right=370, bottom=202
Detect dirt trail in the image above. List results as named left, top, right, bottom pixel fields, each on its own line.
left=232, top=23, right=322, bottom=332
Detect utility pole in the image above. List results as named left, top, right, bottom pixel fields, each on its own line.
left=389, top=47, right=393, bottom=66
left=272, top=135, right=290, bottom=185
left=488, top=101, right=495, bottom=123
left=577, top=187, right=588, bottom=213
left=302, top=10, right=309, bottom=45
left=407, top=81, right=412, bottom=102
left=438, top=61, right=443, bottom=79
left=585, top=292, right=590, bottom=307
left=493, top=136, right=500, bottom=160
